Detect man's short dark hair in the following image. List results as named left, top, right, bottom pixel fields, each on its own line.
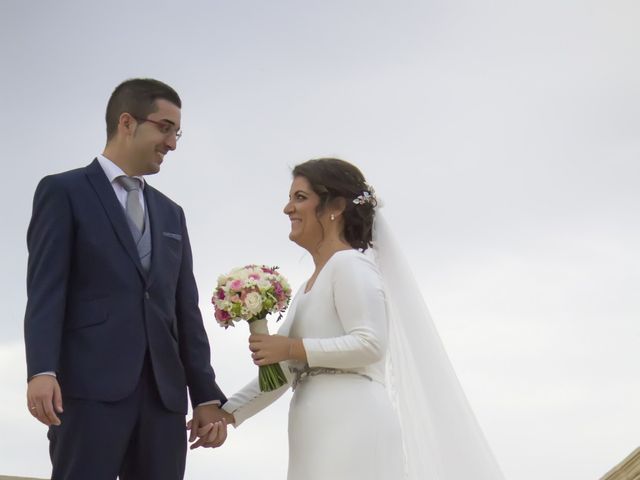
left=105, top=78, right=181, bottom=140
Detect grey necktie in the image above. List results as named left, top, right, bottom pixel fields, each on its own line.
left=117, top=176, right=145, bottom=232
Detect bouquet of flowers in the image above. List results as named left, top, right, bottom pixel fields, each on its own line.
left=212, top=265, right=292, bottom=391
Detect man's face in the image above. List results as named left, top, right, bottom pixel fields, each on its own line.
left=128, top=99, right=181, bottom=176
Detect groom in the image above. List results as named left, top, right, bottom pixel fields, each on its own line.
left=24, top=78, right=227, bottom=479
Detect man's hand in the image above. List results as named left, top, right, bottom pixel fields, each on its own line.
left=27, top=375, right=63, bottom=426
left=187, top=404, right=232, bottom=449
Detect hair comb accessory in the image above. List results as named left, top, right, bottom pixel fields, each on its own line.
left=352, top=187, right=377, bottom=206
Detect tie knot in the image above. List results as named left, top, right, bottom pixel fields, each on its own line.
left=117, top=176, right=142, bottom=192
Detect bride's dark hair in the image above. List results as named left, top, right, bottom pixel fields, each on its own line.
left=292, top=158, right=377, bottom=251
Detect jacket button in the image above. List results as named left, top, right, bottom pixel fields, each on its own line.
left=144, top=291, right=150, bottom=300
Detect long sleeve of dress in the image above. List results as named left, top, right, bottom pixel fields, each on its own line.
left=303, top=254, right=388, bottom=369
left=222, top=294, right=301, bottom=427
left=222, top=374, right=290, bottom=427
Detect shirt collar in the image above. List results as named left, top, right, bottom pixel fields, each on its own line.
left=96, top=154, right=146, bottom=188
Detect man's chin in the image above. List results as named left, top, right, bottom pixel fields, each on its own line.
left=146, top=161, right=162, bottom=175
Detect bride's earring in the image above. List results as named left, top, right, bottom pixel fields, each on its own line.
left=330, top=214, right=335, bottom=221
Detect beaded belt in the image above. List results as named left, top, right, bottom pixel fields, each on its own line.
left=289, top=366, right=373, bottom=391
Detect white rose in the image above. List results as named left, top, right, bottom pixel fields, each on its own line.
left=257, top=279, right=271, bottom=291
left=244, top=291, right=263, bottom=315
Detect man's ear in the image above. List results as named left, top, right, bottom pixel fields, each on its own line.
left=118, top=112, right=136, bottom=136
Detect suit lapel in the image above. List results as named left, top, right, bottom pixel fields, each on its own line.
left=84, top=159, right=146, bottom=280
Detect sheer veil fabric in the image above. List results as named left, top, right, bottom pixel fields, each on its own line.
left=371, top=212, right=505, bottom=479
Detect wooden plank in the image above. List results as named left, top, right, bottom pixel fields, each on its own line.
left=601, top=448, right=640, bottom=480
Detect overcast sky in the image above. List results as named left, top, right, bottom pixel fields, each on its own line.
left=1, top=1, right=639, bottom=479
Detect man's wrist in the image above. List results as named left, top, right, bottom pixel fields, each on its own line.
left=30, top=371, right=57, bottom=380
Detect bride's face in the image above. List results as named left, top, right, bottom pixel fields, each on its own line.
left=283, top=176, right=325, bottom=249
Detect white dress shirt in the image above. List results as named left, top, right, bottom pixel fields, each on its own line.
left=96, top=154, right=146, bottom=213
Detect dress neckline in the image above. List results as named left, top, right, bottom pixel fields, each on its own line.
left=302, top=249, right=356, bottom=295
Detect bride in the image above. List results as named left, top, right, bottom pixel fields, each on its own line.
left=198, top=158, right=505, bottom=479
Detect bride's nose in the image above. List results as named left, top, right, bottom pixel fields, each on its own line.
left=283, top=201, right=294, bottom=215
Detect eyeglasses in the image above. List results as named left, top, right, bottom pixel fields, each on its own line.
left=131, top=115, right=182, bottom=141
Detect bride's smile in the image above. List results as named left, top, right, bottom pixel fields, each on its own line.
left=283, top=176, right=322, bottom=247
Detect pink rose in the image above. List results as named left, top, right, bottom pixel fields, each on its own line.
left=215, top=308, right=231, bottom=324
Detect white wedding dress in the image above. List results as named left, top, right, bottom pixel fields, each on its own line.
left=222, top=249, right=405, bottom=479
left=223, top=215, right=506, bottom=479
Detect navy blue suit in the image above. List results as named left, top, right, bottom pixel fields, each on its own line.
left=24, top=159, right=226, bottom=479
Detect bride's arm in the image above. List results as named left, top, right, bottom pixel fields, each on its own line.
left=221, top=301, right=300, bottom=427
left=302, top=254, right=388, bottom=369
left=221, top=375, right=291, bottom=427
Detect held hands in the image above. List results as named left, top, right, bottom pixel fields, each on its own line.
left=249, top=334, right=306, bottom=365
left=187, top=404, right=234, bottom=450
left=27, top=375, right=63, bottom=426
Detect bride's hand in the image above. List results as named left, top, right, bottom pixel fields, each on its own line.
left=249, top=334, right=306, bottom=364
left=187, top=405, right=231, bottom=449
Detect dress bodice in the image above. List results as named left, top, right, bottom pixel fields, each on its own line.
left=285, top=249, right=388, bottom=385
left=223, top=249, right=390, bottom=425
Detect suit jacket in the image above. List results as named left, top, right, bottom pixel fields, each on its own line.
left=24, top=159, right=226, bottom=414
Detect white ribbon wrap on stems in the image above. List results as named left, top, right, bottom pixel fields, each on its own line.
left=249, top=318, right=269, bottom=335
left=247, top=317, right=288, bottom=392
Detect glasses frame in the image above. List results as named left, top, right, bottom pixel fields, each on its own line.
left=131, top=115, right=182, bottom=141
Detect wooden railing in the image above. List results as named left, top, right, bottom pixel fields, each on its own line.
left=0, top=476, right=46, bottom=480
left=601, top=448, right=640, bottom=480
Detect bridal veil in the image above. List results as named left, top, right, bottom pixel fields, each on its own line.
left=371, top=212, right=505, bottom=480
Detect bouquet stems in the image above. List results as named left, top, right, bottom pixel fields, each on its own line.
left=249, top=318, right=288, bottom=392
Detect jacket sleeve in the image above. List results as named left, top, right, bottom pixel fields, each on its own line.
left=174, top=207, right=227, bottom=407
left=302, top=255, right=389, bottom=369
left=24, top=176, right=74, bottom=380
